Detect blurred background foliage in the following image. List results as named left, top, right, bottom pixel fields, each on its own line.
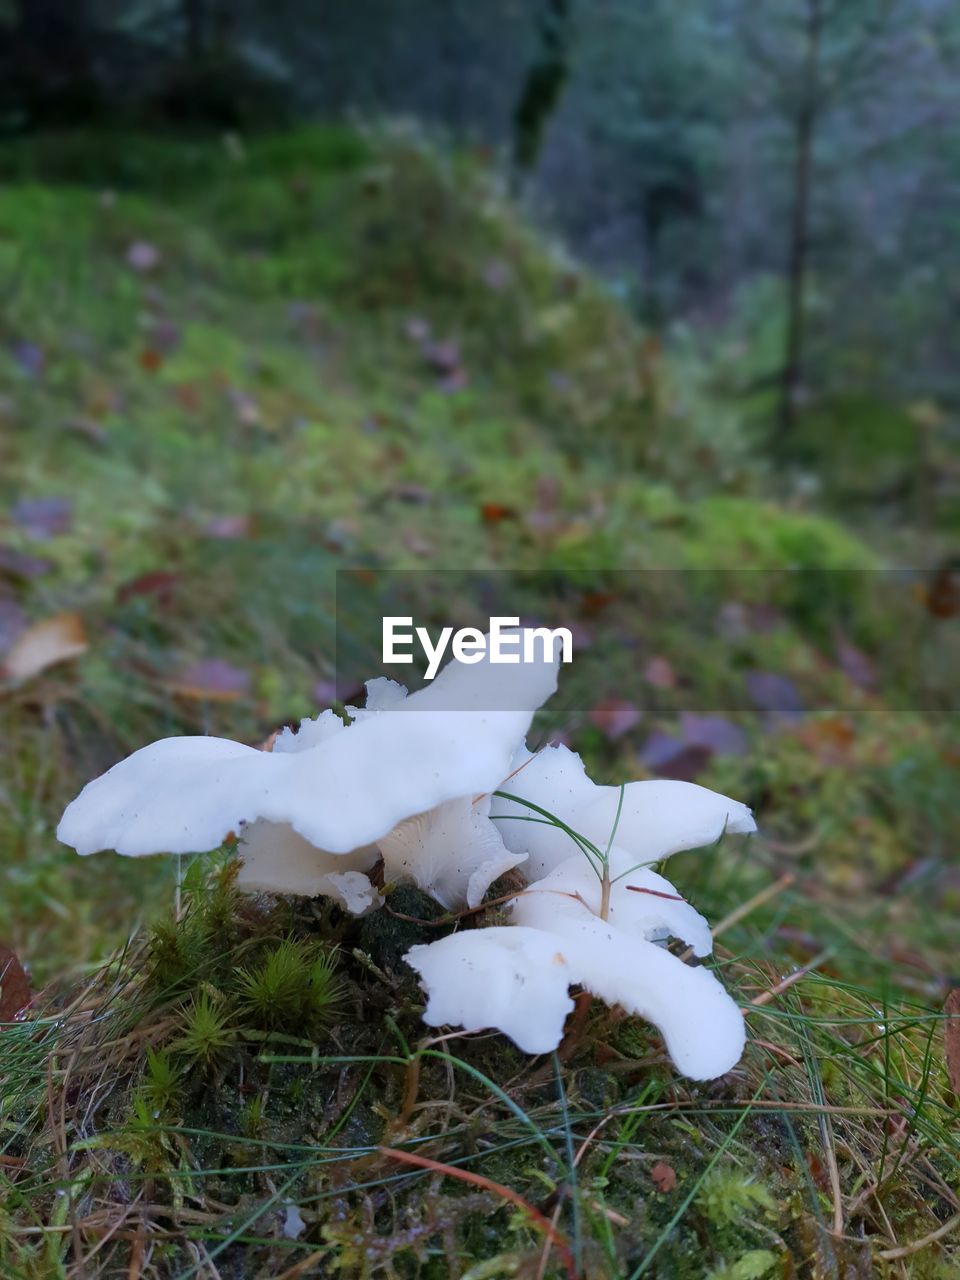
left=2, top=0, right=960, bottom=510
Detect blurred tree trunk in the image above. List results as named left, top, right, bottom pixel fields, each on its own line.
left=778, top=0, right=822, bottom=438
left=511, top=0, right=573, bottom=189
left=184, top=0, right=206, bottom=63
left=440, top=0, right=465, bottom=133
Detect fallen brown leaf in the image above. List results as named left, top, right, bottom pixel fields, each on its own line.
left=117, top=570, right=178, bottom=605
left=643, top=655, right=676, bottom=689
left=174, top=383, right=203, bottom=412
left=580, top=590, right=619, bottom=618
left=0, top=946, right=32, bottom=1021
left=1, top=612, right=88, bottom=681
left=637, top=733, right=712, bottom=781
left=835, top=636, right=876, bottom=689
left=170, top=658, right=251, bottom=702
left=945, top=989, right=960, bottom=1095
left=589, top=698, right=641, bottom=741
left=0, top=596, right=27, bottom=652
left=806, top=1151, right=831, bottom=1192
left=202, top=514, right=252, bottom=539
left=925, top=560, right=960, bottom=620
left=0, top=545, right=54, bottom=582
left=650, top=1161, right=677, bottom=1193
left=796, top=715, right=857, bottom=766
left=138, top=348, right=163, bottom=373
left=746, top=670, right=804, bottom=714
left=480, top=501, right=516, bottom=526
left=12, top=496, right=73, bottom=540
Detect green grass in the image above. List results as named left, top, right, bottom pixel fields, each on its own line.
left=0, top=126, right=957, bottom=1276
left=2, top=840, right=957, bottom=1277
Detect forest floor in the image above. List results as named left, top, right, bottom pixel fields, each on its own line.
left=0, top=127, right=957, bottom=1279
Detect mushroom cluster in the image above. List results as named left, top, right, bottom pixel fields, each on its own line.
left=58, top=631, right=755, bottom=1079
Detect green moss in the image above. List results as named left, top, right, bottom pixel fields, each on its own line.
left=705, top=1250, right=779, bottom=1280
left=236, top=936, right=342, bottom=1035
left=357, top=885, right=450, bottom=974
left=688, top=496, right=876, bottom=570
left=697, top=1167, right=777, bottom=1228
left=792, top=393, right=921, bottom=498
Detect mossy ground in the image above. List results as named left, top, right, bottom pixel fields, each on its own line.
left=4, top=847, right=957, bottom=1278
left=0, top=127, right=957, bottom=1276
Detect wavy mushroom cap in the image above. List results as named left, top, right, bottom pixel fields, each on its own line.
left=492, top=742, right=756, bottom=878
left=58, top=634, right=560, bottom=863
left=406, top=926, right=575, bottom=1055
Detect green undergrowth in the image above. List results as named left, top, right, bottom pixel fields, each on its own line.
left=2, top=842, right=957, bottom=1278
left=6, top=123, right=945, bottom=976
left=1, top=127, right=957, bottom=1276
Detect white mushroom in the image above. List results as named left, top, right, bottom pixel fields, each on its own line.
left=378, top=794, right=525, bottom=910
left=511, top=857, right=746, bottom=1080
left=518, top=847, right=714, bottom=957
left=405, top=846, right=746, bottom=1081
left=491, top=742, right=756, bottom=879
left=57, top=633, right=559, bottom=908
left=406, top=926, right=575, bottom=1054
left=60, top=629, right=756, bottom=1079
left=234, top=821, right=382, bottom=914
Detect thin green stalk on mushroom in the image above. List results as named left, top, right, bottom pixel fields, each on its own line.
left=58, top=629, right=756, bottom=1081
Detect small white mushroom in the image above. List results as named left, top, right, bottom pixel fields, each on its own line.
left=378, top=795, right=526, bottom=910
left=406, top=846, right=746, bottom=1081
left=406, top=926, right=575, bottom=1054
left=491, top=742, right=756, bottom=879
left=512, top=864, right=746, bottom=1080
left=235, top=821, right=381, bottom=914
left=518, top=847, right=713, bottom=957
left=281, top=1202, right=307, bottom=1240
